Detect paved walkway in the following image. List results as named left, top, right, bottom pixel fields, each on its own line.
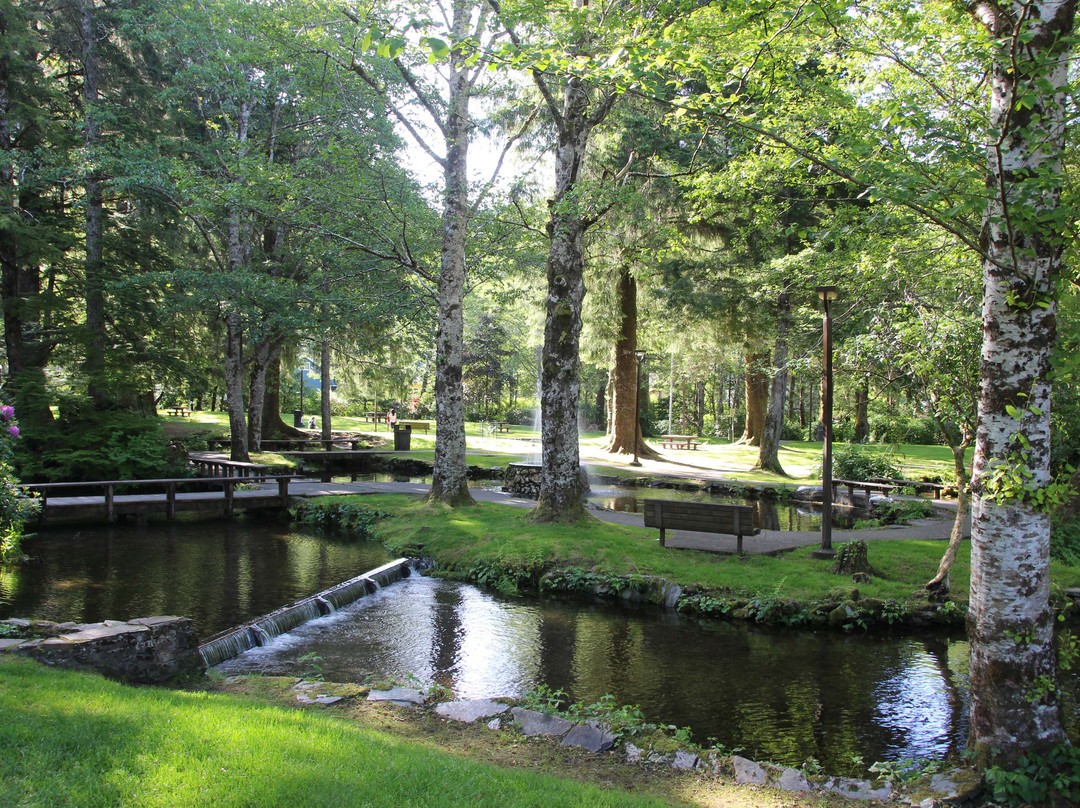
left=285, top=477, right=965, bottom=556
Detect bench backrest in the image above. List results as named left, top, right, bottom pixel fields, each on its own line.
left=642, top=499, right=760, bottom=536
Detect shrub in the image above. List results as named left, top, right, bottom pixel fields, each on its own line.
left=985, top=745, right=1080, bottom=807
left=1051, top=517, right=1080, bottom=566
left=820, top=445, right=903, bottom=480
left=293, top=502, right=389, bottom=539
left=15, top=404, right=186, bottom=483
left=0, top=407, right=40, bottom=563
left=869, top=414, right=942, bottom=445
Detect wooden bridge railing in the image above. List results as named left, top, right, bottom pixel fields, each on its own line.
left=21, top=475, right=293, bottom=523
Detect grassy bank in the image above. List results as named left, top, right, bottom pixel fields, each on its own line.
left=299, top=494, right=1080, bottom=619
left=0, top=656, right=843, bottom=808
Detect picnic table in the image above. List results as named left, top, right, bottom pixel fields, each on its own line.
left=494, top=421, right=513, bottom=433
left=660, top=434, right=702, bottom=450
left=166, top=406, right=190, bottom=417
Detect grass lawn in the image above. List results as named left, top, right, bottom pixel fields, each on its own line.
left=315, top=493, right=1080, bottom=608
left=0, top=656, right=843, bottom=808
left=167, top=411, right=964, bottom=486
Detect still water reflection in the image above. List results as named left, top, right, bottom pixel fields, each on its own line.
left=216, top=575, right=971, bottom=771
left=0, top=518, right=392, bottom=637
left=336, top=474, right=858, bottom=531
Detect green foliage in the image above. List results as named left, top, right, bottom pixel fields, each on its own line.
left=297, top=652, right=324, bottom=681
left=880, top=599, right=908, bottom=625
left=469, top=558, right=543, bottom=595
left=540, top=566, right=628, bottom=596
left=519, top=684, right=570, bottom=716
left=823, top=446, right=903, bottom=481
left=676, top=591, right=735, bottom=617
left=0, top=407, right=40, bottom=563
left=293, top=502, right=389, bottom=539
left=984, top=745, right=1080, bottom=807
left=518, top=687, right=686, bottom=746
left=746, top=581, right=811, bottom=626
left=1051, top=517, right=1080, bottom=566
left=869, top=415, right=942, bottom=446
left=15, top=405, right=186, bottom=483
left=869, top=498, right=936, bottom=526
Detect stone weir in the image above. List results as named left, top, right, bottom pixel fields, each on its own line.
left=198, top=557, right=434, bottom=668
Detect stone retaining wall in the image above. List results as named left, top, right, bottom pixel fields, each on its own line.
left=1, top=616, right=204, bottom=684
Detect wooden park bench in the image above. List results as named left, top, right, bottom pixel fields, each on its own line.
left=660, top=434, right=702, bottom=450
left=395, top=420, right=431, bottom=433
left=642, top=499, right=760, bottom=554
left=830, top=478, right=899, bottom=502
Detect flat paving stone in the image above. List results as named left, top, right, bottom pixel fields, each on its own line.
left=511, top=707, right=574, bottom=738
left=434, top=699, right=509, bottom=723
left=367, top=687, right=424, bottom=706
left=560, top=721, right=614, bottom=753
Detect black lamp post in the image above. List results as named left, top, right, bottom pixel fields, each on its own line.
left=814, top=286, right=839, bottom=558
left=630, top=349, right=647, bottom=467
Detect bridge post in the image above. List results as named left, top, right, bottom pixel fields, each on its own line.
left=223, top=480, right=234, bottom=517
left=105, top=484, right=115, bottom=523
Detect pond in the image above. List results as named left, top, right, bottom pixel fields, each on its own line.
left=331, top=473, right=863, bottom=531
left=8, top=514, right=1071, bottom=776
left=214, top=573, right=973, bottom=773
left=0, top=517, right=392, bottom=638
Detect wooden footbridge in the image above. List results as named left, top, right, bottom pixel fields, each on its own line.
left=21, top=475, right=294, bottom=525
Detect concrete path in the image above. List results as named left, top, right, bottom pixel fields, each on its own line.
left=284, top=477, right=964, bottom=556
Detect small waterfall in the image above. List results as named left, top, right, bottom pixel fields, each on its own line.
left=199, top=627, right=258, bottom=668
left=198, top=557, right=431, bottom=667
left=253, top=599, right=322, bottom=639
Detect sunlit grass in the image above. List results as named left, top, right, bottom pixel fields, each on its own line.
left=164, top=412, right=967, bottom=489
left=0, top=657, right=677, bottom=808
left=323, top=493, right=1075, bottom=606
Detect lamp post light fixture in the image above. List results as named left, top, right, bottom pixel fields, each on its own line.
left=631, top=349, right=647, bottom=467
left=814, top=286, right=839, bottom=558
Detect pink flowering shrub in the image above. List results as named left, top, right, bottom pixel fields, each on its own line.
left=0, top=407, right=39, bottom=563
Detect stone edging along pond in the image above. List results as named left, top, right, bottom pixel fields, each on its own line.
left=288, top=682, right=985, bottom=806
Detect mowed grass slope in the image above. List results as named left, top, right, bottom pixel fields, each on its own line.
left=341, top=494, right=1080, bottom=607
left=0, top=656, right=680, bottom=808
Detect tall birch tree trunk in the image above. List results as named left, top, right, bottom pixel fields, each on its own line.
left=965, top=0, right=1074, bottom=766
left=429, top=0, right=475, bottom=506
left=534, top=75, right=594, bottom=523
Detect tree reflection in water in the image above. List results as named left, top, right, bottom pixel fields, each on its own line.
left=214, top=576, right=998, bottom=772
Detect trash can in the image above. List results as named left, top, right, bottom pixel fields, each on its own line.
left=293, top=410, right=303, bottom=428
left=393, top=424, right=412, bottom=450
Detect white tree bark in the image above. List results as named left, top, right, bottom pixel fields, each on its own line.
left=430, top=0, right=475, bottom=505
left=966, top=0, right=1074, bottom=767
